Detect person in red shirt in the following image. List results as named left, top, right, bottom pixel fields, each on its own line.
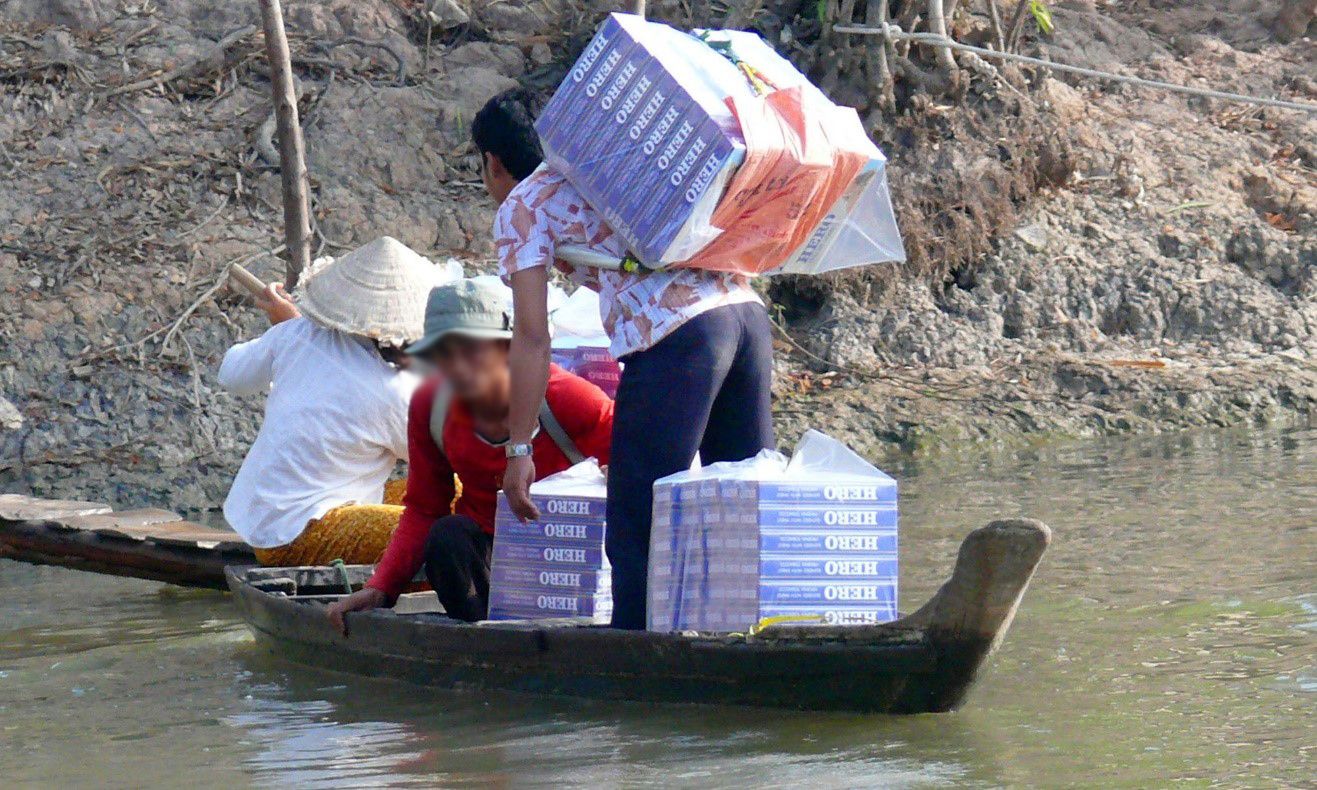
left=327, top=279, right=613, bottom=629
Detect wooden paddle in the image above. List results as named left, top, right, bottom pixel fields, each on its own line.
left=228, top=262, right=268, bottom=298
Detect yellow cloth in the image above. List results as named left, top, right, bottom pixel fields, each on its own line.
left=382, top=475, right=463, bottom=509
left=383, top=477, right=407, bottom=506
left=254, top=503, right=403, bottom=567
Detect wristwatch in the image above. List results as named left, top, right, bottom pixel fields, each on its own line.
left=505, top=442, right=533, bottom=459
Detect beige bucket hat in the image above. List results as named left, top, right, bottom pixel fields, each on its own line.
left=294, top=236, right=460, bottom=345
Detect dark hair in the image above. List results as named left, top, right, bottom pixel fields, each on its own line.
left=471, top=88, right=544, bottom=180
left=373, top=339, right=410, bottom=369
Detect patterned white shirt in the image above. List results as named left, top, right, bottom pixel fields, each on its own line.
left=494, top=165, right=760, bottom=358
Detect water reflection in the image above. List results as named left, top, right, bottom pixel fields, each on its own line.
left=228, top=650, right=989, bottom=788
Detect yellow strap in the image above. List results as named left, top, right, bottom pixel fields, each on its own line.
left=748, top=613, right=826, bottom=636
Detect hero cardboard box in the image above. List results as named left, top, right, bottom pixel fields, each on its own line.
left=535, top=13, right=748, bottom=265
left=647, top=433, right=899, bottom=632
left=489, top=463, right=612, bottom=623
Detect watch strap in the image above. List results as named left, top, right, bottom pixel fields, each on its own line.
left=505, top=442, right=534, bottom=458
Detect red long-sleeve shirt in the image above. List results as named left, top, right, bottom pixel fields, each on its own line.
left=367, top=365, right=614, bottom=599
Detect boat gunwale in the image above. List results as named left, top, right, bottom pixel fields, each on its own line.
left=224, top=519, right=1052, bottom=713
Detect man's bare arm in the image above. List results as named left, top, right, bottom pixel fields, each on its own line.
left=504, top=266, right=552, bottom=520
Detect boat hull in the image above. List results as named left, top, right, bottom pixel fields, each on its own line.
left=227, top=519, right=1051, bottom=713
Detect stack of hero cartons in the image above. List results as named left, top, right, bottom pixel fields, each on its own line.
left=489, top=462, right=612, bottom=622
left=534, top=13, right=750, bottom=266
left=535, top=13, right=905, bottom=276
left=648, top=433, right=898, bottom=632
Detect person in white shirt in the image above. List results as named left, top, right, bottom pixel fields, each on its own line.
left=219, top=236, right=456, bottom=566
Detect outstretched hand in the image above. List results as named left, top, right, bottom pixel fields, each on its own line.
left=255, top=282, right=300, bottom=325
left=503, top=454, right=540, bottom=522
left=326, top=586, right=387, bottom=636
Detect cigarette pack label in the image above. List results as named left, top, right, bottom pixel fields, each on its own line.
left=494, top=493, right=607, bottom=524
left=649, top=557, right=759, bottom=579
left=653, top=482, right=703, bottom=505
left=494, top=564, right=610, bottom=591
left=757, top=605, right=898, bottom=626
left=581, top=57, right=648, bottom=197
left=649, top=584, right=757, bottom=604
left=752, top=480, right=898, bottom=505
left=489, top=588, right=612, bottom=619
left=759, top=530, right=897, bottom=555
left=554, top=37, right=640, bottom=165
left=493, top=541, right=606, bottom=567
left=536, top=14, right=747, bottom=265
left=757, top=580, right=898, bottom=606
left=494, top=516, right=606, bottom=543
left=757, top=556, right=898, bottom=579
left=551, top=345, right=621, bottom=393
left=755, top=506, right=898, bottom=529
left=561, top=346, right=622, bottom=398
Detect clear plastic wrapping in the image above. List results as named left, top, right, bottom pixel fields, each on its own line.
left=489, top=461, right=613, bottom=622
left=647, top=431, right=899, bottom=632
left=537, top=14, right=906, bottom=277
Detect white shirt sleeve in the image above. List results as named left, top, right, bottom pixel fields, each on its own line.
left=218, top=321, right=287, bottom=395
left=383, top=372, right=419, bottom=463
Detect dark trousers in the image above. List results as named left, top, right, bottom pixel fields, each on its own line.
left=606, top=302, right=776, bottom=630
left=423, top=515, right=493, bottom=623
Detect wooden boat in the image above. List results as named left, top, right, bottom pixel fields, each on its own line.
left=228, top=518, right=1050, bottom=713
left=0, top=494, right=254, bottom=590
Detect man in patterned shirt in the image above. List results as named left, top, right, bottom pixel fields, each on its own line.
left=472, top=88, right=776, bottom=629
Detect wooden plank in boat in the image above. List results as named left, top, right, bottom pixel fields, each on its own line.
left=145, top=522, right=248, bottom=552
left=0, top=494, right=112, bottom=522
left=59, top=508, right=183, bottom=534
left=245, top=564, right=376, bottom=589
left=87, top=518, right=247, bottom=551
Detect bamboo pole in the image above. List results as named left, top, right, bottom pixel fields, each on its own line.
left=257, top=0, right=312, bottom=290
left=228, top=263, right=267, bottom=297
left=984, top=0, right=1006, bottom=51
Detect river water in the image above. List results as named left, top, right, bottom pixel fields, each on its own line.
left=1, top=427, right=1313, bottom=788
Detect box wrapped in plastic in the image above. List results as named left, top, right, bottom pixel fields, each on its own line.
left=550, top=287, right=621, bottom=398
left=489, top=461, right=612, bottom=622
left=647, top=431, right=898, bottom=632
left=536, top=13, right=905, bottom=276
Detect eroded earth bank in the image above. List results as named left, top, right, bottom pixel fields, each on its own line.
left=1, top=0, right=1313, bottom=507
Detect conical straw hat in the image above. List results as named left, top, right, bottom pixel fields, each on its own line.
left=294, top=236, right=457, bottom=344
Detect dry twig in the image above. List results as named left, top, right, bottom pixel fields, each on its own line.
left=102, top=24, right=257, bottom=98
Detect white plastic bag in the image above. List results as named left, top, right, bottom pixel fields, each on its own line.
left=549, top=287, right=609, bottom=348
left=531, top=458, right=607, bottom=497
left=471, top=274, right=567, bottom=314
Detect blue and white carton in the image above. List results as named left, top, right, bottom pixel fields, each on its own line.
left=647, top=431, right=898, bottom=632
left=536, top=13, right=905, bottom=275
left=489, top=460, right=612, bottom=622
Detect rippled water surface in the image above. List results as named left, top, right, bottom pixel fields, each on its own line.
left=2, top=427, right=1313, bottom=787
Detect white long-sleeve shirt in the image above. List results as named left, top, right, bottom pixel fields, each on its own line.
left=219, top=317, right=418, bottom=548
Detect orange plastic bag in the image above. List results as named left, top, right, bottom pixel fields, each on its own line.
left=675, top=87, right=870, bottom=276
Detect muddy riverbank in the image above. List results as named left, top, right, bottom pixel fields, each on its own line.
left=1, top=1, right=1313, bottom=508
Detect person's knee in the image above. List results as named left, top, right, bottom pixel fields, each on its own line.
left=424, top=516, right=469, bottom=560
